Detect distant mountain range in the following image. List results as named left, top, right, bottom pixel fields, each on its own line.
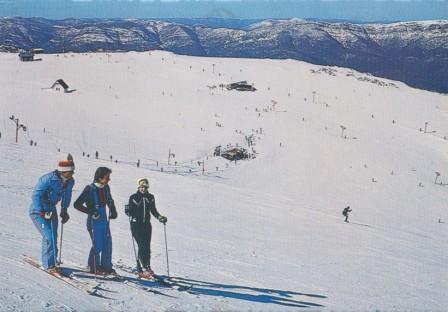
left=1, top=17, right=447, bottom=93
left=1, top=0, right=447, bottom=21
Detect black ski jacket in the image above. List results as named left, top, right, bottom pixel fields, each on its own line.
left=342, top=207, right=352, bottom=216
left=127, top=191, right=161, bottom=224
left=74, top=183, right=116, bottom=216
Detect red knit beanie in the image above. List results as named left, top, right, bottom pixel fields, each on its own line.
left=58, top=153, right=75, bottom=172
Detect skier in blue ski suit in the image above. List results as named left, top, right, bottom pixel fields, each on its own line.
left=74, top=167, right=117, bottom=274
left=29, top=154, right=75, bottom=272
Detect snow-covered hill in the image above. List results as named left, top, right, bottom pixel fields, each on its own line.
left=0, top=51, right=447, bottom=311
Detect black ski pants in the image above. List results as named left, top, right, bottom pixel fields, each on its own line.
left=131, top=222, right=152, bottom=272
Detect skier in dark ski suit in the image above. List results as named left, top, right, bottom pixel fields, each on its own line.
left=74, top=167, right=117, bottom=274
left=342, top=206, right=352, bottom=223
left=126, top=178, right=167, bottom=278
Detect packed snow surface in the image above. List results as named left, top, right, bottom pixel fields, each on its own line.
left=0, top=51, right=447, bottom=311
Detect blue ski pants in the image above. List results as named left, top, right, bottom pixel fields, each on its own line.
left=87, top=208, right=112, bottom=271
left=30, top=213, right=58, bottom=269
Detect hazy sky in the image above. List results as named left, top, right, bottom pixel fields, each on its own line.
left=0, top=0, right=447, bottom=21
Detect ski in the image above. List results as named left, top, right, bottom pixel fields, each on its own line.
left=81, top=270, right=174, bottom=297
left=121, top=278, right=175, bottom=297
left=60, top=262, right=122, bottom=281
left=63, top=270, right=117, bottom=293
left=113, top=262, right=193, bottom=291
left=61, top=261, right=172, bottom=297
left=22, top=255, right=113, bottom=299
left=152, top=275, right=193, bottom=291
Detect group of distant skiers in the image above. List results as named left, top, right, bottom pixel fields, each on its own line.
left=81, top=151, right=141, bottom=168
left=28, top=154, right=167, bottom=278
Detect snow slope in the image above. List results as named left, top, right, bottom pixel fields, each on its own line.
left=0, top=51, right=447, bottom=311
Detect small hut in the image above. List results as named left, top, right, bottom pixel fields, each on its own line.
left=51, top=79, right=70, bottom=93
left=226, top=81, right=257, bottom=92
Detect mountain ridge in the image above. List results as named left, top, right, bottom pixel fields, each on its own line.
left=1, top=17, right=447, bottom=93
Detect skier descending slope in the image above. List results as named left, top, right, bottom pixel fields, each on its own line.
left=342, top=206, right=352, bottom=223
left=126, top=178, right=167, bottom=278
left=74, top=167, right=118, bottom=275
left=29, top=154, right=75, bottom=274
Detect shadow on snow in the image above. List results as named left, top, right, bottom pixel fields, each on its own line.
left=64, top=266, right=326, bottom=307
left=163, top=275, right=327, bottom=308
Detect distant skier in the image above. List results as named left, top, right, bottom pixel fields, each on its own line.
left=29, top=154, right=75, bottom=274
left=74, top=167, right=117, bottom=275
left=342, top=206, right=352, bottom=223
left=95, top=151, right=99, bottom=160
left=125, top=178, right=167, bottom=278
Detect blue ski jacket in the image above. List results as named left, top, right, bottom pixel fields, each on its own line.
left=29, top=170, right=75, bottom=215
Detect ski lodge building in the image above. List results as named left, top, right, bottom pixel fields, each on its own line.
left=18, top=51, right=34, bottom=62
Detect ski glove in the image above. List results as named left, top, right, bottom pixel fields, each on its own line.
left=158, top=215, right=167, bottom=224
left=60, top=211, right=70, bottom=224
left=73, top=203, right=88, bottom=214
left=109, top=204, right=118, bottom=220
left=91, top=211, right=101, bottom=220
left=39, top=211, right=53, bottom=220
left=124, top=204, right=130, bottom=216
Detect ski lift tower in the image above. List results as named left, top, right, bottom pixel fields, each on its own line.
left=9, top=115, right=27, bottom=143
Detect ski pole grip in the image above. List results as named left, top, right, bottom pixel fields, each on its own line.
left=125, top=204, right=130, bottom=216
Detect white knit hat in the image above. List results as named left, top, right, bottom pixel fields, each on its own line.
left=137, top=178, right=149, bottom=188
left=58, top=153, right=75, bottom=172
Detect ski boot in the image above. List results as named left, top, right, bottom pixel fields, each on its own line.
left=102, top=268, right=118, bottom=276
left=89, top=266, right=107, bottom=275
left=46, top=266, right=62, bottom=277
left=138, top=267, right=154, bottom=279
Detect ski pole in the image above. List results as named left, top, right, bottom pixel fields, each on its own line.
left=50, top=214, right=58, bottom=269
left=58, top=194, right=66, bottom=266
left=163, top=223, right=170, bottom=277
left=58, top=222, right=64, bottom=265
left=129, top=216, right=139, bottom=270
left=126, top=205, right=140, bottom=271
left=91, top=217, right=97, bottom=280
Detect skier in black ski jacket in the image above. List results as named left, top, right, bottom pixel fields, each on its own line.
left=342, top=206, right=352, bottom=223
left=74, top=167, right=118, bottom=275
left=126, top=178, right=167, bottom=278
